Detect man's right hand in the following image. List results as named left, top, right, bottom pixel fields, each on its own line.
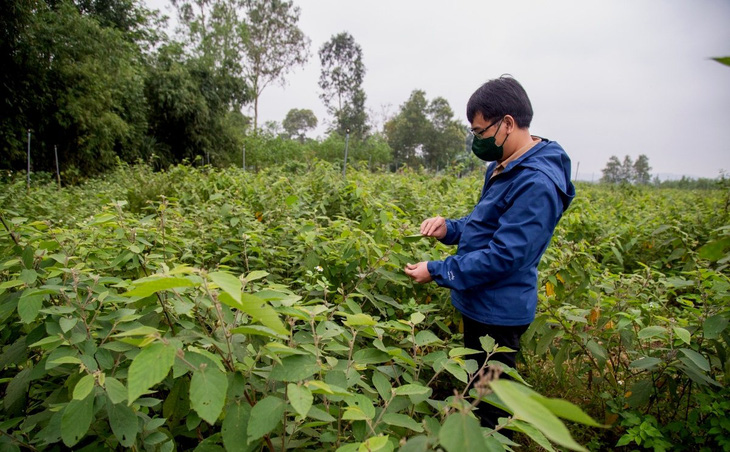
left=420, top=216, right=447, bottom=239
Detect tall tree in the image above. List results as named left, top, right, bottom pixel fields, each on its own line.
left=424, top=97, right=466, bottom=169
left=633, top=154, right=652, bottom=184
left=242, top=0, right=310, bottom=131
left=384, top=90, right=431, bottom=167
left=282, top=108, right=317, bottom=142
left=601, top=155, right=622, bottom=183
left=384, top=90, right=464, bottom=169
left=318, top=32, right=368, bottom=137
left=172, top=0, right=249, bottom=110
left=620, top=155, right=635, bottom=183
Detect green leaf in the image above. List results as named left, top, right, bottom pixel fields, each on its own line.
left=219, top=292, right=288, bottom=336
left=479, top=334, right=496, bottom=352
left=704, top=315, right=728, bottom=340
left=222, top=402, right=256, bottom=452
left=409, top=312, right=425, bottom=324
left=443, top=360, right=468, bottom=383
left=629, top=357, right=663, bottom=371
left=89, top=213, right=116, bottom=225
left=713, top=56, right=730, bottom=66
left=537, top=397, right=604, bottom=427
left=269, top=354, right=319, bottom=382
left=61, top=393, right=94, bottom=447
left=638, top=326, right=666, bottom=340
left=359, top=435, right=390, bottom=451
left=448, top=347, right=481, bottom=358
left=209, top=271, right=242, bottom=303
left=230, top=325, right=288, bottom=340
left=285, top=195, right=298, bottom=206
left=105, top=377, right=127, bottom=404
left=73, top=374, right=95, bottom=400
left=343, top=313, right=377, bottom=327
left=673, top=327, right=691, bottom=345
left=244, top=271, right=269, bottom=283
left=306, top=405, right=336, bottom=422
left=342, top=406, right=371, bottom=421
left=438, top=413, right=486, bottom=452
left=3, top=368, right=31, bottom=413
left=490, top=380, right=586, bottom=451
left=107, top=399, right=138, bottom=448
left=415, top=330, right=442, bottom=346
left=382, top=413, right=424, bottom=432
left=679, top=348, right=710, bottom=372
left=125, top=277, right=194, bottom=297
left=394, top=384, right=431, bottom=396
left=698, top=237, right=730, bottom=261
left=59, top=317, right=78, bottom=333
left=511, top=419, right=557, bottom=452
left=247, top=396, right=286, bottom=443
left=127, top=342, right=177, bottom=403
left=287, top=383, right=313, bottom=418
left=627, top=379, right=653, bottom=407
left=190, top=365, right=228, bottom=424
left=403, top=234, right=425, bottom=243
left=398, top=435, right=430, bottom=452
left=17, top=292, right=43, bottom=323
left=352, top=348, right=390, bottom=365
left=371, top=371, right=392, bottom=401
left=585, top=340, right=607, bottom=364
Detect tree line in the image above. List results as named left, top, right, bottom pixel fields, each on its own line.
left=1, top=0, right=469, bottom=177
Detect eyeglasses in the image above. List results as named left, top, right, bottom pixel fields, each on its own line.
left=469, top=118, right=502, bottom=138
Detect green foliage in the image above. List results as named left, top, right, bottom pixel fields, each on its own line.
left=601, top=154, right=652, bottom=184
left=243, top=0, right=310, bottom=131
left=384, top=90, right=466, bottom=170
left=0, top=164, right=609, bottom=450
left=319, top=32, right=369, bottom=137
left=522, top=182, right=730, bottom=450
left=283, top=108, right=318, bottom=142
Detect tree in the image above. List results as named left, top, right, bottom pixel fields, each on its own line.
left=171, top=0, right=250, bottom=111
left=424, top=96, right=466, bottom=169
left=384, top=90, right=465, bottom=170
left=0, top=0, right=158, bottom=173
left=601, top=154, right=652, bottom=184
left=283, top=108, right=317, bottom=142
left=601, top=155, right=622, bottom=183
left=242, top=0, right=310, bottom=131
left=620, top=155, right=634, bottom=183
left=384, top=90, right=431, bottom=167
left=318, top=32, right=369, bottom=137
left=633, top=154, right=652, bottom=184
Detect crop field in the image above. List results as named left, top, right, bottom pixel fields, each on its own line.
left=1, top=163, right=728, bottom=451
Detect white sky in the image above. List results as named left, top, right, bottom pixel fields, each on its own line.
left=148, top=0, right=730, bottom=180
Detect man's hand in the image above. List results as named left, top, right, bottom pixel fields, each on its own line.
left=420, top=216, right=447, bottom=239
left=404, top=262, right=433, bottom=284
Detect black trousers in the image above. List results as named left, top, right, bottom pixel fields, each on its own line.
left=462, top=315, right=530, bottom=431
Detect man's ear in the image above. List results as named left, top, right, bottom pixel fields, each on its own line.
left=503, top=115, right=516, bottom=132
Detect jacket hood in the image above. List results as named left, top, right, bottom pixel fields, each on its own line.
left=504, top=139, right=575, bottom=211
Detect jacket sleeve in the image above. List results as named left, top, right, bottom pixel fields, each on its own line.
left=427, top=176, right=561, bottom=290
left=440, top=217, right=467, bottom=245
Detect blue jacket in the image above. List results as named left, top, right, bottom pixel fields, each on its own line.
left=427, top=139, right=575, bottom=326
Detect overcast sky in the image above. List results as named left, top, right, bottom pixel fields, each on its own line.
left=150, top=0, right=730, bottom=180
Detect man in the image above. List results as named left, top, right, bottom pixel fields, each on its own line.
left=404, top=75, right=575, bottom=430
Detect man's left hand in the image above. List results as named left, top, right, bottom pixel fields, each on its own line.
left=404, top=262, right=432, bottom=284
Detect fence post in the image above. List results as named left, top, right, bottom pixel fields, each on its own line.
left=342, top=128, right=350, bottom=179
left=55, top=145, right=61, bottom=188
left=26, top=129, right=31, bottom=191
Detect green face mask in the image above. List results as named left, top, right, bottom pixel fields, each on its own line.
left=471, top=118, right=508, bottom=162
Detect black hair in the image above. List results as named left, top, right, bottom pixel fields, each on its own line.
left=466, top=75, right=533, bottom=128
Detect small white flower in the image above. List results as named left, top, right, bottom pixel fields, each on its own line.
left=315, top=266, right=323, bottom=272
